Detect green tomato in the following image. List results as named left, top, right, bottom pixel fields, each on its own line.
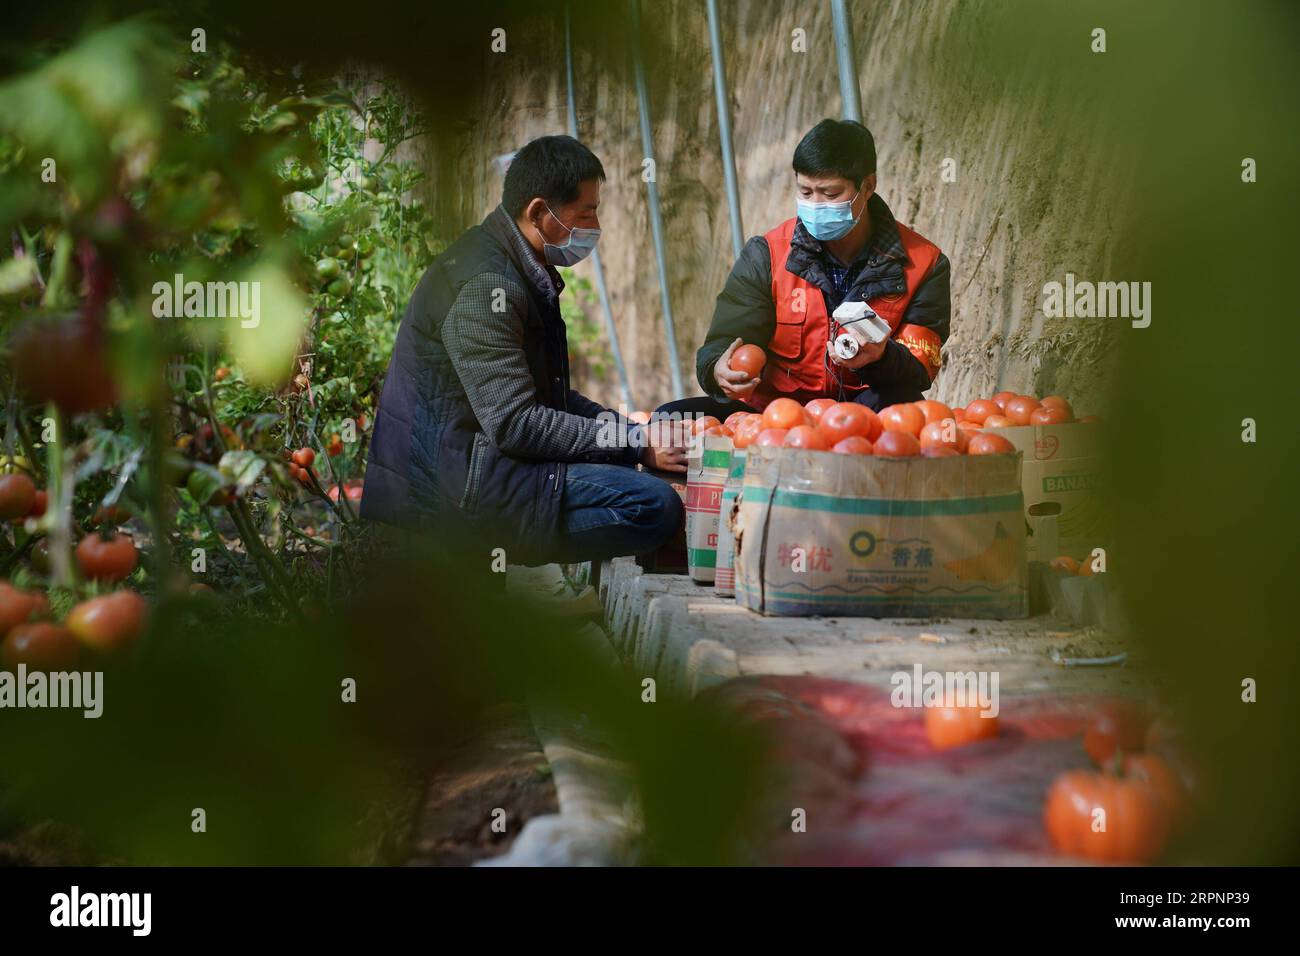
left=338, top=233, right=356, bottom=248
left=336, top=246, right=356, bottom=262
left=326, top=276, right=352, bottom=297
left=356, top=234, right=375, bottom=257
left=315, top=257, right=342, bottom=280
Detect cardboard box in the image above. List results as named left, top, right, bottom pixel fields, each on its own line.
left=735, top=446, right=1028, bottom=619
left=713, top=448, right=747, bottom=596
left=637, top=467, right=688, bottom=574
left=685, top=435, right=732, bottom=583
left=992, top=423, right=1105, bottom=562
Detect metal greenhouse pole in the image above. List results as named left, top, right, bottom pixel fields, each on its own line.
left=629, top=0, right=686, bottom=400
left=564, top=3, right=634, bottom=410
left=830, top=0, right=863, bottom=123
left=705, top=0, right=745, bottom=260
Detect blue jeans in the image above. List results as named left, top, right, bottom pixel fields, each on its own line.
left=551, top=463, right=684, bottom=563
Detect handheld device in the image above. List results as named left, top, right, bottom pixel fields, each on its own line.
left=831, top=300, right=890, bottom=361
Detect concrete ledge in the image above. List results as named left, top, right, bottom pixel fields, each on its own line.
left=601, top=567, right=1144, bottom=701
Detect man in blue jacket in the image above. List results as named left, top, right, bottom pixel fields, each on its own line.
left=362, top=135, right=684, bottom=566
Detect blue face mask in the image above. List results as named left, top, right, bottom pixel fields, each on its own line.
left=796, top=190, right=862, bottom=241
left=541, top=204, right=601, bottom=267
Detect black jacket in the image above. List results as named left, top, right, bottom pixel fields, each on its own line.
left=362, top=208, right=639, bottom=564
left=695, top=194, right=951, bottom=398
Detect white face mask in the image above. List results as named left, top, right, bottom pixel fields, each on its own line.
left=540, top=203, right=600, bottom=266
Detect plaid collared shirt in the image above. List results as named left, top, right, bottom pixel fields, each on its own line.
left=819, top=194, right=907, bottom=314
left=500, top=205, right=565, bottom=305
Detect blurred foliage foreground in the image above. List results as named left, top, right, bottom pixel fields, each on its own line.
left=0, top=17, right=772, bottom=865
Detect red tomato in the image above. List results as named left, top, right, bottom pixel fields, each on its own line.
left=703, top=425, right=733, bottom=438
left=75, top=532, right=139, bottom=583
left=879, top=403, right=925, bottom=437
left=925, top=704, right=1000, bottom=750
left=804, top=398, right=837, bottom=423
left=2, top=622, right=79, bottom=670
left=66, top=590, right=148, bottom=654
left=983, top=414, right=1012, bottom=428
left=957, top=420, right=984, bottom=435
left=914, top=400, right=954, bottom=425
left=1049, top=556, right=1081, bottom=574
left=755, top=428, right=789, bottom=448
left=963, top=399, right=1000, bottom=425
left=831, top=436, right=873, bottom=455
left=1004, top=395, right=1041, bottom=425
left=326, top=481, right=364, bottom=503
left=92, top=504, right=132, bottom=525
left=761, top=398, right=807, bottom=431
left=991, top=391, right=1018, bottom=411
left=873, top=430, right=922, bottom=457
left=732, top=415, right=764, bottom=449
left=967, top=433, right=1016, bottom=455
left=1044, top=770, right=1169, bottom=863
left=951, top=405, right=966, bottom=422
left=919, top=418, right=968, bottom=452
left=12, top=318, right=117, bottom=414
left=724, top=410, right=750, bottom=429
left=1084, top=702, right=1149, bottom=766
left=816, top=402, right=879, bottom=445
left=1120, top=753, right=1187, bottom=824
left=693, top=415, right=722, bottom=435
left=783, top=425, right=826, bottom=450
left=1040, top=395, right=1073, bottom=416
left=729, top=344, right=767, bottom=378
left=326, top=433, right=345, bottom=456
left=628, top=410, right=652, bottom=425
left=1030, top=405, right=1072, bottom=425
left=0, top=473, right=36, bottom=521
left=921, top=445, right=961, bottom=458
left=0, top=582, right=50, bottom=633
left=27, top=489, right=48, bottom=519
left=291, top=447, right=316, bottom=467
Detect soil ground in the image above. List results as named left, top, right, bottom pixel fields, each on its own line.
left=404, top=704, right=558, bottom=866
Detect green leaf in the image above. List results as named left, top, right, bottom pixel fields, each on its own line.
left=217, top=450, right=265, bottom=491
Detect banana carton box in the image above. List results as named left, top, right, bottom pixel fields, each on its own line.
left=993, top=423, right=1105, bottom=562
left=734, top=445, right=1028, bottom=619
left=713, top=447, right=747, bottom=597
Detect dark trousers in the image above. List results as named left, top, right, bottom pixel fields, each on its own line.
left=546, top=462, right=683, bottom=564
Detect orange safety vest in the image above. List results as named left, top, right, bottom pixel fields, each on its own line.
left=752, top=217, right=943, bottom=410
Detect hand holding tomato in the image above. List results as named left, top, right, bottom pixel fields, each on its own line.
left=715, top=338, right=763, bottom=400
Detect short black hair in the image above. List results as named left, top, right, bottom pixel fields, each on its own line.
left=792, top=119, right=876, bottom=184
left=502, top=135, right=606, bottom=217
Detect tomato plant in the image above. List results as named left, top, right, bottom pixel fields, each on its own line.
left=0, top=27, right=438, bottom=622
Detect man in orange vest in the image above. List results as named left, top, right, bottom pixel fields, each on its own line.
left=660, top=118, right=950, bottom=418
